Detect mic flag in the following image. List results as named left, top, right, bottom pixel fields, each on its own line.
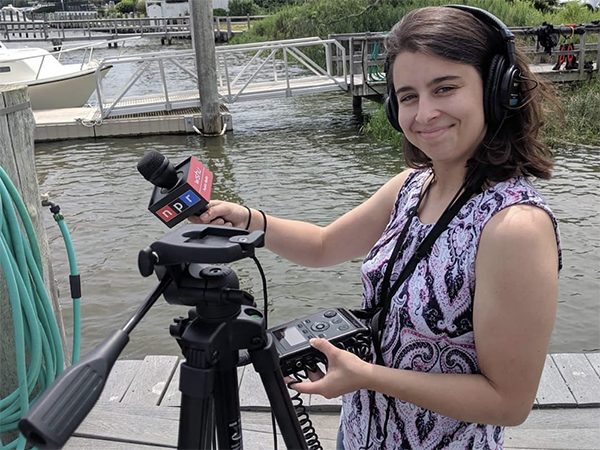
left=139, top=153, right=213, bottom=228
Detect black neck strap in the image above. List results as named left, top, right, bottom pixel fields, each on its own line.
left=367, top=171, right=484, bottom=366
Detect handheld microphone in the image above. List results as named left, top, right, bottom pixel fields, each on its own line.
left=137, top=151, right=213, bottom=228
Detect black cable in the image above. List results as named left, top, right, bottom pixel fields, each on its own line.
left=286, top=373, right=323, bottom=450
left=249, top=254, right=278, bottom=447
left=250, top=255, right=268, bottom=329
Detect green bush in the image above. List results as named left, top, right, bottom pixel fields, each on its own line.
left=135, top=1, right=146, bottom=14
left=115, top=0, right=135, bottom=14
left=229, top=0, right=260, bottom=16
left=214, top=8, right=228, bottom=16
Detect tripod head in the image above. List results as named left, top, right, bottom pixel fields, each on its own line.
left=138, top=225, right=264, bottom=313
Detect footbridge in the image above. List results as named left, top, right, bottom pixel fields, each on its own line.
left=92, top=37, right=352, bottom=120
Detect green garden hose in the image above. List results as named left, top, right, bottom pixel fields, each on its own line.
left=0, top=167, right=81, bottom=450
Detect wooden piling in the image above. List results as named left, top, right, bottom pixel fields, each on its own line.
left=190, top=0, right=221, bottom=134
left=0, top=85, right=69, bottom=440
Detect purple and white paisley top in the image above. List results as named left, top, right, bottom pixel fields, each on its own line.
left=339, top=169, right=562, bottom=450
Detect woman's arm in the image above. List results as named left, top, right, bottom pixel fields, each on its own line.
left=191, top=170, right=413, bottom=267
left=293, top=204, right=559, bottom=426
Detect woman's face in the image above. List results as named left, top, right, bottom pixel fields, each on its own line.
left=392, top=51, right=487, bottom=168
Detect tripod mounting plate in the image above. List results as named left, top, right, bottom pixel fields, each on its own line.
left=139, top=225, right=264, bottom=276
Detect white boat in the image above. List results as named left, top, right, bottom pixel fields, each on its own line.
left=0, top=41, right=112, bottom=110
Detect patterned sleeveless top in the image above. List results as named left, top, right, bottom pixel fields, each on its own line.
left=339, top=169, right=562, bottom=450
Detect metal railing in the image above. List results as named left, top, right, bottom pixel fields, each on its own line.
left=328, top=24, right=600, bottom=93
left=92, top=37, right=348, bottom=119
left=0, top=14, right=267, bottom=42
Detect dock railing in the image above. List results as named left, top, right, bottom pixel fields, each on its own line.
left=92, top=37, right=347, bottom=119
left=0, top=13, right=266, bottom=42
left=328, top=24, right=600, bottom=95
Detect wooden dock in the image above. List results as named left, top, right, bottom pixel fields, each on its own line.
left=59, top=352, right=600, bottom=449
left=33, top=105, right=233, bottom=141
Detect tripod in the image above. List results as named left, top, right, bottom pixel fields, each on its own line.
left=166, top=265, right=307, bottom=450
left=18, top=225, right=309, bottom=450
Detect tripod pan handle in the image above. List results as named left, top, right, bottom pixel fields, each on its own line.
left=19, top=330, right=129, bottom=449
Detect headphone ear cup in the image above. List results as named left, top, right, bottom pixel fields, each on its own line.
left=501, top=65, right=521, bottom=110
left=385, top=89, right=404, bottom=133
left=484, top=54, right=506, bottom=125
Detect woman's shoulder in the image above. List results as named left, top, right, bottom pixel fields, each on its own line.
left=384, top=168, right=430, bottom=199
left=480, top=176, right=554, bottom=212
left=476, top=176, right=562, bottom=272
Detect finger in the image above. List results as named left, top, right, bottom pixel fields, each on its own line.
left=210, top=217, right=225, bottom=225
left=291, top=379, right=325, bottom=395
left=310, top=338, right=337, bottom=358
left=199, top=202, right=225, bottom=223
left=307, top=368, right=325, bottom=382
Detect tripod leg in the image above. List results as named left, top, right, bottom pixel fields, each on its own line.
left=177, top=363, right=216, bottom=450
left=213, top=363, right=243, bottom=450
left=250, top=335, right=308, bottom=450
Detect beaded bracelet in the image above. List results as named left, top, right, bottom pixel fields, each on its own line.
left=258, top=209, right=267, bottom=234
left=243, top=206, right=252, bottom=230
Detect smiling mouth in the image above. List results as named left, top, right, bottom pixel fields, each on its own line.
left=417, top=125, right=454, bottom=139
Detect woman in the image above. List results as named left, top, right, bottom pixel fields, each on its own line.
left=191, top=6, right=562, bottom=449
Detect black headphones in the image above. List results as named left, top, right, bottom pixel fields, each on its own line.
left=384, top=5, right=522, bottom=134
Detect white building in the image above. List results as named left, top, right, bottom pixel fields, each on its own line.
left=145, top=0, right=230, bottom=19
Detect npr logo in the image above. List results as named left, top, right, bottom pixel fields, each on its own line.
left=156, top=190, right=201, bottom=223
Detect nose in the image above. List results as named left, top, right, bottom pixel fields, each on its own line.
left=414, top=95, right=440, bottom=125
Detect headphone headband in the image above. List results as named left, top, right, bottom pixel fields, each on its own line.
left=384, top=5, right=522, bottom=132
left=444, top=4, right=518, bottom=68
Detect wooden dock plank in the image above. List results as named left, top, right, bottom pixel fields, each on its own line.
left=121, top=355, right=179, bottom=406
left=98, top=360, right=142, bottom=403
left=238, top=365, right=309, bottom=410
left=159, top=360, right=181, bottom=408
left=159, top=363, right=247, bottom=407
left=517, top=408, right=600, bottom=429
left=552, top=353, right=600, bottom=407
left=585, top=353, right=600, bottom=377
left=535, top=355, right=577, bottom=407
left=504, top=429, right=599, bottom=450
left=73, top=404, right=290, bottom=449
left=69, top=403, right=600, bottom=450
left=64, top=437, right=171, bottom=450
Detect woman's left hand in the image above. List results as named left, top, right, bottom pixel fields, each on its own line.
left=288, top=338, right=372, bottom=399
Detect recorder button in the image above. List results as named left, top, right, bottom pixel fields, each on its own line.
left=311, top=322, right=330, bottom=332
left=323, top=310, right=337, bottom=318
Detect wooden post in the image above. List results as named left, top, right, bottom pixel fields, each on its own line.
left=0, top=85, right=69, bottom=443
left=578, top=33, right=586, bottom=80
left=596, top=31, right=600, bottom=75
left=190, top=0, right=221, bottom=134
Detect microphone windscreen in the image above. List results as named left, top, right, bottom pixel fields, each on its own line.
left=137, top=151, right=167, bottom=181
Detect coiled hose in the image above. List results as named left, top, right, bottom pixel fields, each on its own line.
left=0, top=167, right=81, bottom=450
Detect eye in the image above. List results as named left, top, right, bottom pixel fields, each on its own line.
left=436, top=86, right=455, bottom=94
left=399, top=94, right=417, bottom=103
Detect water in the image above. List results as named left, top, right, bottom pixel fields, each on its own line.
left=10, top=39, right=600, bottom=358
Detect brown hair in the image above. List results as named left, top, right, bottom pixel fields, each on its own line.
left=384, top=6, right=557, bottom=182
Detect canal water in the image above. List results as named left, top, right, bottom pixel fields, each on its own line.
left=12, top=38, right=600, bottom=358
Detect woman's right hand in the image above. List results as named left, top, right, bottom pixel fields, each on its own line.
left=188, top=200, right=250, bottom=229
